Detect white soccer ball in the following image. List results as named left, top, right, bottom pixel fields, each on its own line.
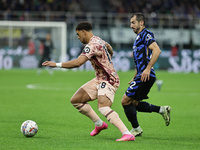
left=21, top=120, right=38, bottom=137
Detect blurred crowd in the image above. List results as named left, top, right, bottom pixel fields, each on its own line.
left=0, top=0, right=199, bottom=27
left=0, top=0, right=86, bottom=12
left=103, top=0, right=200, bottom=17
left=0, top=0, right=199, bottom=17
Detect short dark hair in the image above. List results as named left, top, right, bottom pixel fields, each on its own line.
left=76, top=21, right=93, bottom=31
left=132, top=12, right=146, bottom=26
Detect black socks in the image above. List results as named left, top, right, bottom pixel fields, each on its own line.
left=123, top=102, right=160, bottom=128
left=123, top=104, right=139, bottom=128
left=136, top=102, right=160, bottom=113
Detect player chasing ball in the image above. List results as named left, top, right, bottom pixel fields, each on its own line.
left=42, top=21, right=135, bottom=141
left=121, top=12, right=171, bottom=137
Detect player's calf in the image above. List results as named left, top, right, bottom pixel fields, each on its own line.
left=72, top=103, right=100, bottom=122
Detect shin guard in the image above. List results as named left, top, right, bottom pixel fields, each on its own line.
left=99, top=107, right=128, bottom=133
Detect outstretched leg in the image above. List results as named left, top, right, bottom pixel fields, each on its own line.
left=98, top=95, right=135, bottom=141
left=135, top=101, right=171, bottom=126
left=70, top=88, right=104, bottom=128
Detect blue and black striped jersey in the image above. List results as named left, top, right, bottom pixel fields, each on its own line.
left=132, top=28, right=156, bottom=79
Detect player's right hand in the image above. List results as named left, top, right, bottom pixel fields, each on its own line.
left=42, top=61, right=56, bottom=67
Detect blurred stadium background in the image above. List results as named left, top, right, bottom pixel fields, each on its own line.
left=1, top=1, right=200, bottom=149
left=0, top=0, right=200, bottom=73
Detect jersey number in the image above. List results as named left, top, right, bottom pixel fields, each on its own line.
left=103, top=45, right=111, bottom=63
left=100, top=82, right=106, bottom=88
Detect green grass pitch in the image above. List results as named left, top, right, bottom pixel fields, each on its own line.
left=0, top=69, right=200, bottom=150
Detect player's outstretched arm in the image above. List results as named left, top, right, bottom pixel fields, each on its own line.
left=42, top=61, right=56, bottom=67
left=42, top=55, right=88, bottom=69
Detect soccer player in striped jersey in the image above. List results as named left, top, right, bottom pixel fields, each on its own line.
left=121, top=13, right=171, bottom=137
left=42, top=21, right=135, bottom=141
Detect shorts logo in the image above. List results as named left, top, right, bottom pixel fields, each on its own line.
left=83, top=47, right=90, bottom=53
left=107, top=87, right=112, bottom=91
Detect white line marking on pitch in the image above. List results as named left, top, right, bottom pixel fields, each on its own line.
left=26, top=84, right=61, bottom=90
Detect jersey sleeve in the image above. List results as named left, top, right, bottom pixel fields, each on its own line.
left=144, top=32, right=155, bottom=47
left=81, top=44, right=95, bottom=59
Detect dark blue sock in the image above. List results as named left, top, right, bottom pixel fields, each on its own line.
left=136, top=102, right=160, bottom=113
left=123, top=104, right=139, bottom=128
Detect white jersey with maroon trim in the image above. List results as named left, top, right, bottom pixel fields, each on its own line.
left=81, top=36, right=119, bottom=88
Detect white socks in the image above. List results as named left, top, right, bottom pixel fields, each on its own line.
left=122, top=130, right=132, bottom=135
left=133, top=126, right=142, bottom=131
left=159, top=106, right=165, bottom=114
left=94, top=119, right=103, bottom=127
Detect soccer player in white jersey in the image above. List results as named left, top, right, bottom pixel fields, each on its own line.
left=42, top=21, right=135, bottom=141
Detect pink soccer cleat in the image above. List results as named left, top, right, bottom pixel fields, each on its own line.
left=90, top=122, right=108, bottom=136
left=116, top=134, right=135, bottom=141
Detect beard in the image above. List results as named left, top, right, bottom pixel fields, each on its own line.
left=133, top=27, right=140, bottom=34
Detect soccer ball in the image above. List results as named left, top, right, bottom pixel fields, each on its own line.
left=21, top=120, right=38, bottom=137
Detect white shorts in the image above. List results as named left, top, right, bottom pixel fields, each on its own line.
left=80, top=78, right=117, bottom=103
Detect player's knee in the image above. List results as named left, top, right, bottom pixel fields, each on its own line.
left=98, top=106, right=117, bottom=118
left=70, top=95, right=83, bottom=108
left=99, top=106, right=119, bottom=124
left=71, top=102, right=80, bottom=108
left=121, top=95, right=132, bottom=106
left=70, top=94, right=81, bottom=105
left=70, top=97, right=76, bottom=104
left=132, top=100, right=139, bottom=106
left=98, top=106, right=111, bottom=116
left=121, top=99, right=126, bottom=106
left=71, top=102, right=88, bottom=115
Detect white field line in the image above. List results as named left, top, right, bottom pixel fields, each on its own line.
left=26, top=84, right=62, bottom=91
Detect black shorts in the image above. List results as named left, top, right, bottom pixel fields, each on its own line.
left=125, top=76, right=156, bottom=101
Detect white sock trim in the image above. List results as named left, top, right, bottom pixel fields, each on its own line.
left=122, top=130, right=132, bottom=135
left=94, top=119, right=103, bottom=127
left=159, top=106, right=164, bottom=114
left=134, top=126, right=141, bottom=130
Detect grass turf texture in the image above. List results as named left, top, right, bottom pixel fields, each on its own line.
left=0, top=69, right=200, bottom=150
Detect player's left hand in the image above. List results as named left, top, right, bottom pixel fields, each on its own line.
left=42, top=61, right=56, bottom=67
left=141, top=68, right=150, bottom=82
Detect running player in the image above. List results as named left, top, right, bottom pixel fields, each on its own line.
left=121, top=13, right=171, bottom=136
left=42, top=21, right=135, bottom=141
